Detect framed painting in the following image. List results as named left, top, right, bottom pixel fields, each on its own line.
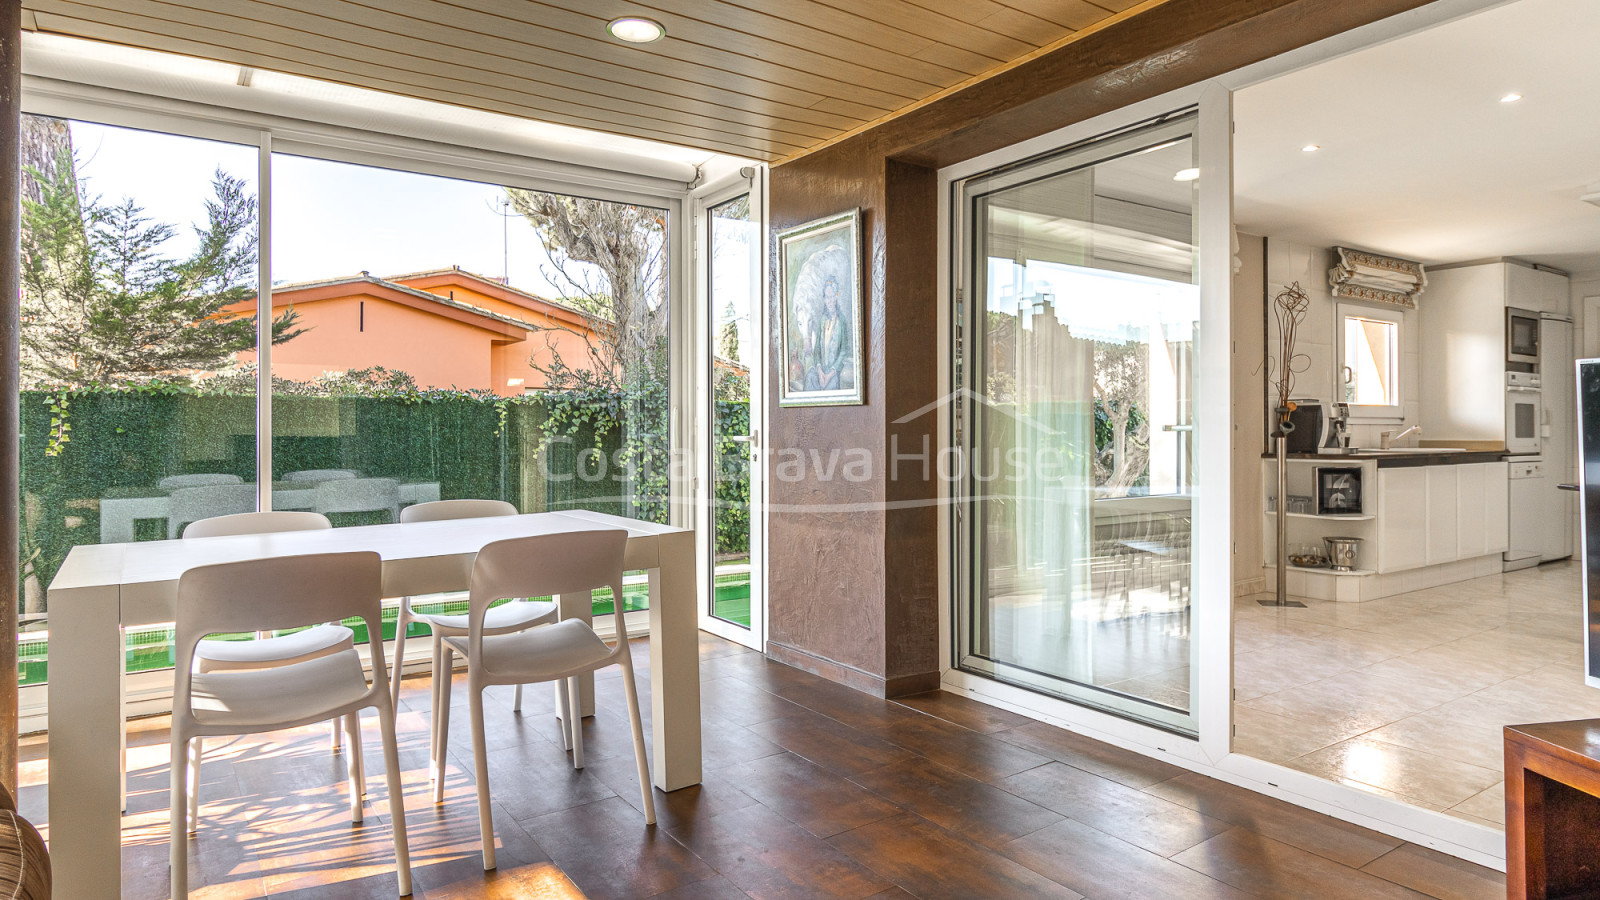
left=778, top=209, right=863, bottom=407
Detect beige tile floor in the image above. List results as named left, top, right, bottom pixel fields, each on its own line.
left=1235, top=560, right=1600, bottom=828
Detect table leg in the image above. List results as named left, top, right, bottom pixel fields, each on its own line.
left=48, top=583, right=125, bottom=899
left=650, top=530, right=701, bottom=791
left=120, top=625, right=127, bottom=813
left=555, top=590, right=595, bottom=721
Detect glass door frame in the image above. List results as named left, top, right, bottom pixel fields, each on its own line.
left=951, top=110, right=1205, bottom=735
left=936, top=81, right=1234, bottom=767
left=691, top=170, right=767, bottom=650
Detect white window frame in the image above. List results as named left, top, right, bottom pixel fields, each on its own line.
left=691, top=171, right=768, bottom=652
left=938, top=76, right=1234, bottom=805
left=937, top=0, right=1515, bottom=870
left=1337, top=301, right=1405, bottom=421
left=18, top=70, right=712, bottom=732
left=949, top=109, right=1206, bottom=735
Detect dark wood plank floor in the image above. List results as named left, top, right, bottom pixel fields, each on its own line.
left=18, top=633, right=1505, bottom=899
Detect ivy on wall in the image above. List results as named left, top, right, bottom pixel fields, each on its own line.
left=17, top=368, right=750, bottom=622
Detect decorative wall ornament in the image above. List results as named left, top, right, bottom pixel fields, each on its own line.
left=1327, top=247, right=1426, bottom=309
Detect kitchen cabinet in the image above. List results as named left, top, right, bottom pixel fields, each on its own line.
left=1425, top=467, right=1459, bottom=565
left=1485, top=462, right=1510, bottom=554
left=1456, top=463, right=1487, bottom=558
left=1378, top=467, right=1427, bottom=573
left=1420, top=261, right=1570, bottom=443
left=1377, top=462, right=1507, bottom=573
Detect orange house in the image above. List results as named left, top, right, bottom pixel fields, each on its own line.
left=230, top=268, right=601, bottom=395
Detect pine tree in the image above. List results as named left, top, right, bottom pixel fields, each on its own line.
left=503, top=188, right=668, bottom=390
left=19, top=150, right=303, bottom=386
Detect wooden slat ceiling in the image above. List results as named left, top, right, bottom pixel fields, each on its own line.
left=21, top=0, right=1155, bottom=162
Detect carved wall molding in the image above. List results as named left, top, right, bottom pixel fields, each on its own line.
left=1328, top=246, right=1427, bottom=309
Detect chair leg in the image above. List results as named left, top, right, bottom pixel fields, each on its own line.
left=567, top=676, right=584, bottom=770
left=186, top=738, right=201, bottom=833
left=391, top=603, right=411, bottom=714
left=618, top=657, right=656, bottom=825
left=468, top=686, right=496, bottom=871
left=332, top=717, right=344, bottom=752
left=428, top=635, right=441, bottom=791
left=170, top=736, right=190, bottom=900
left=433, top=645, right=453, bottom=805
left=353, top=713, right=367, bottom=797
left=556, top=680, right=573, bottom=751
left=345, top=713, right=364, bottom=824
left=512, top=683, right=522, bottom=713
left=375, top=696, right=414, bottom=897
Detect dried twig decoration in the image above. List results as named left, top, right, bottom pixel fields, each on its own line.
left=1268, top=281, right=1311, bottom=433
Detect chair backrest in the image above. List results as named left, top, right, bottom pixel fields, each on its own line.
left=285, top=469, right=358, bottom=483
left=315, top=478, right=399, bottom=516
left=172, top=552, right=386, bottom=723
left=168, top=484, right=256, bottom=535
left=158, top=473, right=243, bottom=490
left=466, top=530, right=629, bottom=676
left=400, top=499, right=517, bottom=524
left=183, top=510, right=332, bottom=539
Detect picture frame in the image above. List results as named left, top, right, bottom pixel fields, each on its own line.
left=778, top=208, right=864, bottom=407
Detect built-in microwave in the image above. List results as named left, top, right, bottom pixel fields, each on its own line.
left=1507, top=307, right=1541, bottom=366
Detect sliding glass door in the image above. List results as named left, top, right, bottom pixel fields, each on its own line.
left=953, top=114, right=1201, bottom=733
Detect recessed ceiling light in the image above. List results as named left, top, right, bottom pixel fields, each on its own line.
left=1501, top=92, right=1523, bottom=103
left=607, top=16, right=666, bottom=43
left=1302, top=144, right=1321, bottom=153
left=1172, top=167, right=1200, bottom=182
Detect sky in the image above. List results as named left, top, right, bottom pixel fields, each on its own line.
left=64, top=119, right=638, bottom=299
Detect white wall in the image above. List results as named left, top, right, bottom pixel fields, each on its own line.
left=1265, top=239, right=1422, bottom=448
left=1233, top=233, right=1266, bottom=593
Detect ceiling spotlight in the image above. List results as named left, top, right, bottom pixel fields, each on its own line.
left=1500, top=92, right=1523, bottom=103
left=1302, top=144, right=1321, bottom=153
left=1173, top=167, right=1200, bottom=182
left=607, top=16, right=666, bottom=43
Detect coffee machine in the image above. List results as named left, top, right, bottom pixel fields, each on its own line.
left=1285, top=400, right=1329, bottom=454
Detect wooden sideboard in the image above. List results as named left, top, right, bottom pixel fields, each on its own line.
left=1506, top=720, right=1600, bottom=900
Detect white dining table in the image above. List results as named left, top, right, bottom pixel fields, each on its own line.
left=46, top=509, right=700, bottom=900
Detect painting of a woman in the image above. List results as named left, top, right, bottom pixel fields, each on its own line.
left=780, top=210, right=862, bottom=406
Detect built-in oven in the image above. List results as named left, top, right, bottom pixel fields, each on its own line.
left=1508, top=306, right=1541, bottom=367
left=1506, top=371, right=1542, bottom=454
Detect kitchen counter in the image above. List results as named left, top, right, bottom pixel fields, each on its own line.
left=1260, top=450, right=1508, bottom=468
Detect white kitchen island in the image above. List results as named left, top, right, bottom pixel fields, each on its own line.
left=1262, top=452, right=1509, bottom=602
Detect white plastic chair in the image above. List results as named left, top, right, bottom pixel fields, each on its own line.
left=158, top=474, right=243, bottom=490
left=167, top=484, right=256, bottom=539
left=316, top=477, right=401, bottom=524
left=438, top=530, right=654, bottom=870
left=181, top=512, right=360, bottom=765
left=169, top=551, right=412, bottom=898
left=394, top=500, right=557, bottom=803
left=284, top=469, right=359, bottom=483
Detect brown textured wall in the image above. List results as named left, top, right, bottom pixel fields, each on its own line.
left=765, top=0, right=1437, bottom=697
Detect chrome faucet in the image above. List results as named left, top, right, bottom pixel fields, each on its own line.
left=1380, top=424, right=1420, bottom=450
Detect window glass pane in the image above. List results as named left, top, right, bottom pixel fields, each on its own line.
left=1343, top=315, right=1397, bottom=406
left=17, top=116, right=258, bottom=684
left=960, top=118, right=1198, bottom=731
left=268, top=154, right=670, bottom=621
left=709, top=194, right=754, bottom=628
